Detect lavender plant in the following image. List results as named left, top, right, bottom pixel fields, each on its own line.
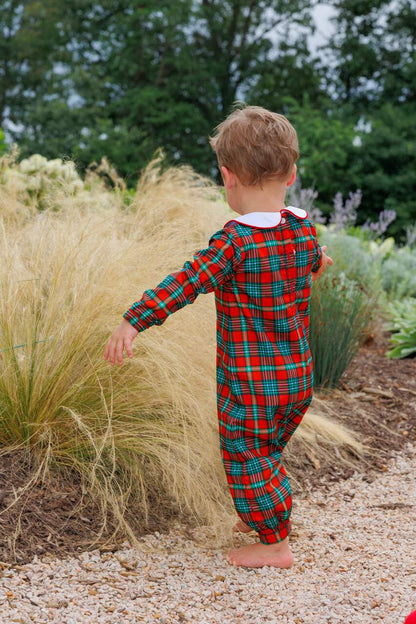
left=288, top=183, right=397, bottom=242
left=329, top=190, right=362, bottom=231
left=362, top=210, right=397, bottom=239
left=286, top=179, right=326, bottom=223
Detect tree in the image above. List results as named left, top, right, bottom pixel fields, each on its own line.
left=349, top=103, right=416, bottom=236
left=319, top=0, right=416, bottom=231
left=2, top=0, right=317, bottom=181
left=286, top=99, right=356, bottom=214
left=0, top=0, right=66, bottom=130
left=379, top=0, right=416, bottom=105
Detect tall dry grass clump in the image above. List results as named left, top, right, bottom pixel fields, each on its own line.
left=0, top=153, right=364, bottom=546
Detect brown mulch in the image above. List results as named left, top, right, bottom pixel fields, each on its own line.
left=0, top=455, right=178, bottom=566
left=1, top=330, right=415, bottom=566
left=319, top=329, right=416, bottom=474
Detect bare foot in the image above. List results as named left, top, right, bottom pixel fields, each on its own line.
left=227, top=538, right=294, bottom=569
left=233, top=519, right=255, bottom=534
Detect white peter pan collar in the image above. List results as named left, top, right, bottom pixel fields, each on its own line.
left=225, top=205, right=307, bottom=228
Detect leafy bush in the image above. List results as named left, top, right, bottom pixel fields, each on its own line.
left=0, top=129, right=6, bottom=156
left=309, top=226, right=385, bottom=388
left=317, top=227, right=383, bottom=292
left=1, top=153, right=84, bottom=210
left=381, top=247, right=416, bottom=300
left=386, top=298, right=416, bottom=359
left=310, top=271, right=377, bottom=388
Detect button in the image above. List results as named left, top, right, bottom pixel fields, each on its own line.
left=281, top=217, right=286, bottom=224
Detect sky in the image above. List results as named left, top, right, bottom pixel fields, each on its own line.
left=310, top=3, right=337, bottom=55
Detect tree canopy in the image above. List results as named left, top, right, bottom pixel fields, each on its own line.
left=1, top=0, right=415, bottom=234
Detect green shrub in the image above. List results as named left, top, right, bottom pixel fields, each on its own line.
left=316, top=227, right=383, bottom=291
left=308, top=227, right=382, bottom=389
left=310, top=271, right=377, bottom=388
left=386, top=298, right=416, bottom=359
left=381, top=247, right=416, bottom=300
left=0, top=129, right=6, bottom=156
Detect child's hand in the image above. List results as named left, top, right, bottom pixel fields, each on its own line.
left=311, top=245, right=334, bottom=282
left=104, top=319, right=139, bottom=366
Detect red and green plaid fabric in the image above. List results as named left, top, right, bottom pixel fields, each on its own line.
left=124, top=207, right=322, bottom=543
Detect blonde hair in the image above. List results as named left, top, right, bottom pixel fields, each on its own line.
left=209, top=105, right=299, bottom=185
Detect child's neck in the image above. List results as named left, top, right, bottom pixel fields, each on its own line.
left=233, top=180, right=288, bottom=215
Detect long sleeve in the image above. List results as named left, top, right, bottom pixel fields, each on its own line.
left=123, top=229, right=241, bottom=332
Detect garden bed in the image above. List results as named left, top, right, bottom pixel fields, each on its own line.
left=0, top=329, right=414, bottom=566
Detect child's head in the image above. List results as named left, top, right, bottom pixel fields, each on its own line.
left=210, top=105, right=299, bottom=186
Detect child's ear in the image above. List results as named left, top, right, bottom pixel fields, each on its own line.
left=220, top=166, right=235, bottom=189
left=286, top=164, right=297, bottom=188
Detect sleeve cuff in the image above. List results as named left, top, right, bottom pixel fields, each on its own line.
left=311, top=244, right=323, bottom=273
left=123, top=310, right=149, bottom=332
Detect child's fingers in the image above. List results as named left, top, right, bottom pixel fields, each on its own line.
left=115, top=339, right=124, bottom=366
left=104, top=339, right=115, bottom=364
left=106, top=338, right=121, bottom=366
left=125, top=338, right=134, bottom=359
left=108, top=341, right=116, bottom=366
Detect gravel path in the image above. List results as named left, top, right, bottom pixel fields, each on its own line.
left=1, top=444, right=415, bottom=624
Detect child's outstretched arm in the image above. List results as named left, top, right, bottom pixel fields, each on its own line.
left=104, top=229, right=241, bottom=366
left=311, top=245, right=333, bottom=281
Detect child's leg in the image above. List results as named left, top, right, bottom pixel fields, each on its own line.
left=220, top=397, right=312, bottom=567
left=223, top=447, right=294, bottom=544
left=232, top=397, right=308, bottom=534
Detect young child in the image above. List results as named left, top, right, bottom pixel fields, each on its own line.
left=104, top=106, right=333, bottom=569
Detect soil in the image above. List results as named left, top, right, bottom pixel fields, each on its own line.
left=318, top=329, right=416, bottom=470
left=1, top=330, right=415, bottom=566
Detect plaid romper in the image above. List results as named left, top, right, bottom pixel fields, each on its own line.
left=123, top=205, right=322, bottom=544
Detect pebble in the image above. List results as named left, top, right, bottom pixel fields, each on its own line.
left=0, top=443, right=415, bottom=623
